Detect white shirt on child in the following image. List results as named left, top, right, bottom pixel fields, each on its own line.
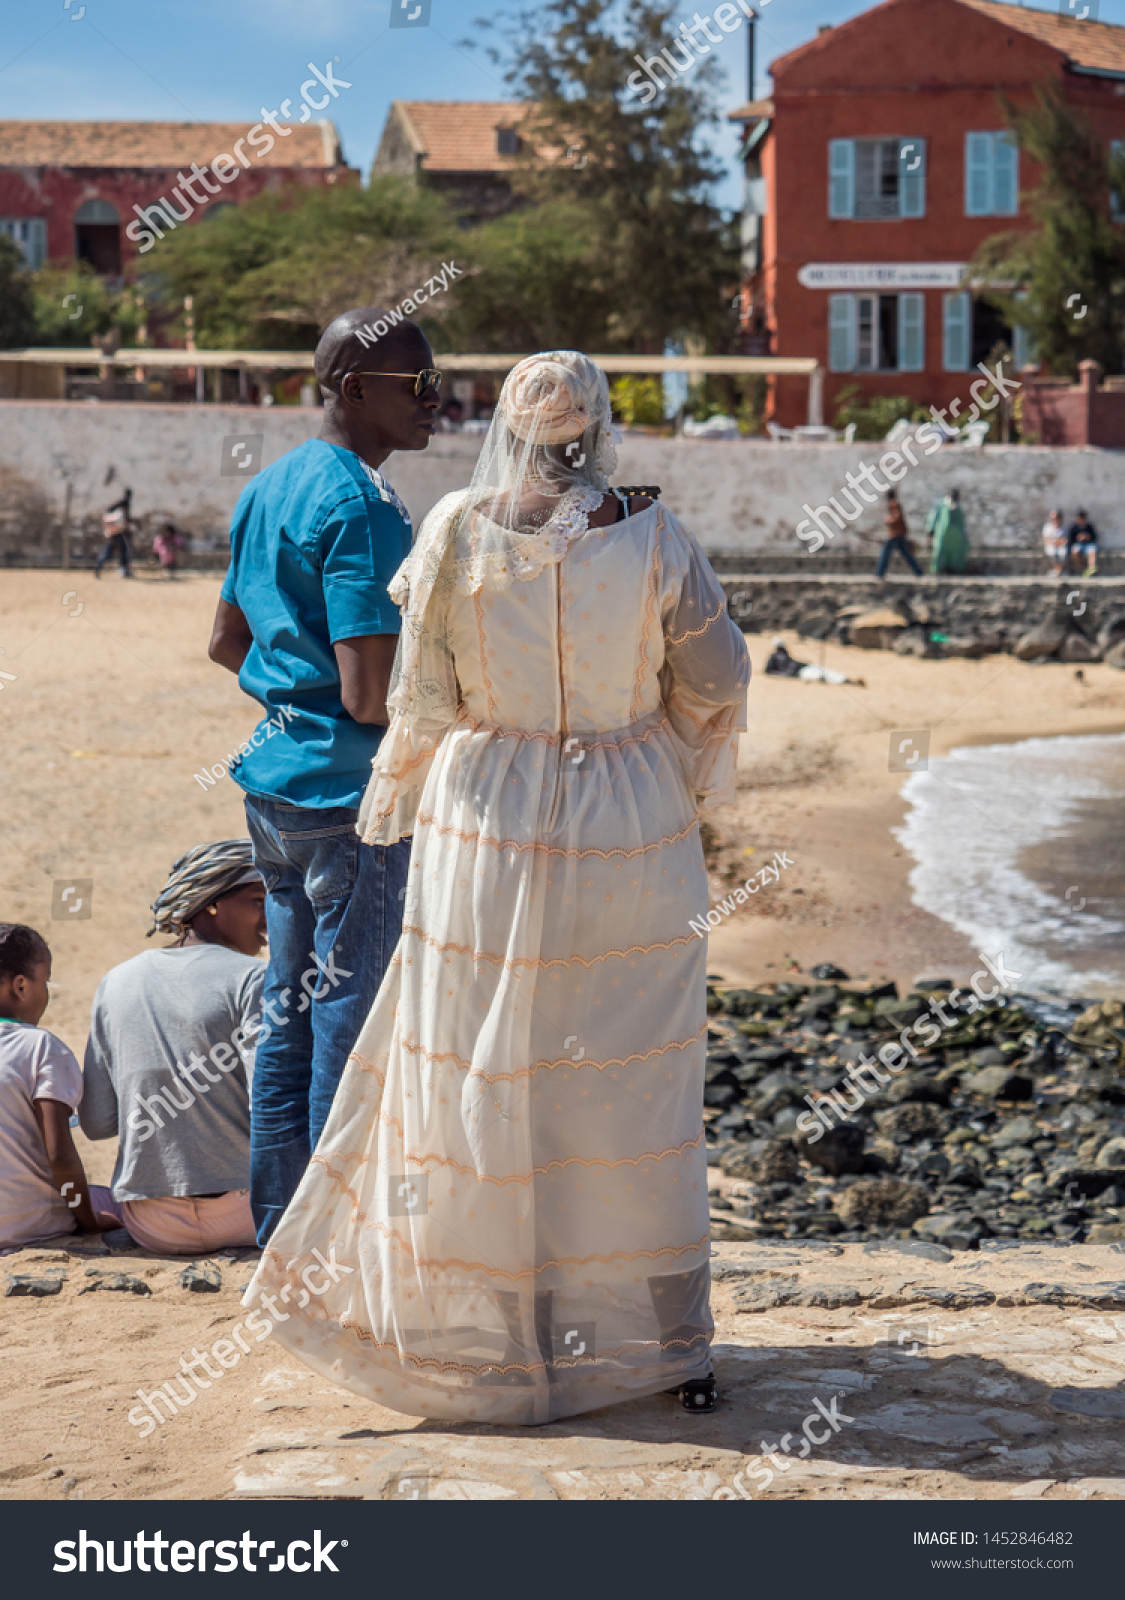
left=0, top=1019, right=84, bottom=1251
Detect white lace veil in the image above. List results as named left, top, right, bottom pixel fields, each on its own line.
left=385, top=350, right=618, bottom=730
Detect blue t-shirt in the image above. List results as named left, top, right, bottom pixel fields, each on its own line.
left=220, top=439, right=412, bottom=809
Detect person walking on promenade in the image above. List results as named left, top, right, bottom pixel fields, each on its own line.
left=875, top=489, right=922, bottom=578
left=207, top=307, right=440, bottom=1245
left=928, top=488, right=968, bottom=574
left=243, top=350, right=751, bottom=1424
left=94, top=486, right=134, bottom=579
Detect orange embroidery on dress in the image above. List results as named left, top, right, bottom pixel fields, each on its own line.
left=398, top=1026, right=705, bottom=1081
left=353, top=1218, right=713, bottom=1280
left=414, top=813, right=698, bottom=860
left=388, top=744, right=433, bottom=781
left=666, top=601, right=726, bottom=647
left=406, top=1131, right=704, bottom=1185
left=401, top=924, right=700, bottom=971
left=346, top=1050, right=387, bottom=1085
left=631, top=533, right=661, bottom=722
left=472, top=588, right=497, bottom=720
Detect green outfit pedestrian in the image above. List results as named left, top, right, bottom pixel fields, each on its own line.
left=927, top=489, right=968, bottom=574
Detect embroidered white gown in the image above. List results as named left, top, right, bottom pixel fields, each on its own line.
left=244, top=491, right=750, bottom=1424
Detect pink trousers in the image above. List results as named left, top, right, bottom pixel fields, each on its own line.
left=93, top=1187, right=256, bottom=1255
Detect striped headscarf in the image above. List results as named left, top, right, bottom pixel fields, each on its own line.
left=148, top=839, right=262, bottom=937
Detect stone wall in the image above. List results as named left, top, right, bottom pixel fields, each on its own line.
left=2, top=399, right=1125, bottom=566
left=717, top=573, right=1125, bottom=663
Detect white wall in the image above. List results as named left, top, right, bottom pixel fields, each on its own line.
left=2, top=401, right=1123, bottom=555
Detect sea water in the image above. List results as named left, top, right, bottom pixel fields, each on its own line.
left=894, top=731, right=1125, bottom=998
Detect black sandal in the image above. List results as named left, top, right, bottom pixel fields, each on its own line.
left=667, top=1372, right=717, bottom=1412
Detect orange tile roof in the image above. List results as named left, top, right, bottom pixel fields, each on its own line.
left=0, top=120, right=345, bottom=169
left=727, top=100, right=776, bottom=123
left=391, top=101, right=540, bottom=173
left=956, top=0, right=1125, bottom=75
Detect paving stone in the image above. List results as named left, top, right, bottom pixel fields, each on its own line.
left=1049, top=1386, right=1125, bottom=1420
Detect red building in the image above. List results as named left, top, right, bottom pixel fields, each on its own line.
left=731, top=0, right=1125, bottom=426
left=0, top=120, right=356, bottom=281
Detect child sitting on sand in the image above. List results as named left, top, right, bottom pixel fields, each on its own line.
left=79, top=840, right=265, bottom=1255
left=0, top=923, right=118, bottom=1252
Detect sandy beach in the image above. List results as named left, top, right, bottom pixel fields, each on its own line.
left=3, top=568, right=1125, bottom=1501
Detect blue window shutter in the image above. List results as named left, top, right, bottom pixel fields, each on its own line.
left=943, top=291, right=971, bottom=372
left=829, top=294, right=856, bottom=372
left=899, top=139, right=926, bottom=218
left=829, top=140, right=855, bottom=219
left=993, top=132, right=1018, bottom=216
left=899, top=293, right=925, bottom=371
left=1012, top=319, right=1034, bottom=369
left=966, top=133, right=992, bottom=216
left=1112, top=139, right=1125, bottom=221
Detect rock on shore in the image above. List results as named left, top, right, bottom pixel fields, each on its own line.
left=705, top=974, right=1125, bottom=1249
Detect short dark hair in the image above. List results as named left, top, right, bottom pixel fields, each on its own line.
left=886, top=488, right=897, bottom=502
left=1077, top=507, right=1088, bottom=518
left=0, top=923, right=50, bottom=981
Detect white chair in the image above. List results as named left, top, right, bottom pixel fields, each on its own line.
left=840, top=422, right=857, bottom=444
left=959, top=419, right=990, bottom=447
left=792, top=424, right=837, bottom=443
left=683, top=414, right=740, bottom=439
left=883, top=418, right=914, bottom=443
left=766, top=420, right=796, bottom=442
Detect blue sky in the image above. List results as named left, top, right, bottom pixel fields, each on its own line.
left=2, top=0, right=1124, bottom=212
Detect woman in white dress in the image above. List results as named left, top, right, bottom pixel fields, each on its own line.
left=243, top=351, right=750, bottom=1425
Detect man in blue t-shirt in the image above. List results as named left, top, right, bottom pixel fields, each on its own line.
left=208, top=307, right=440, bottom=1243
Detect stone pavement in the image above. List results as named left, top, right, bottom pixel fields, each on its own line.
left=228, top=1240, right=1125, bottom=1502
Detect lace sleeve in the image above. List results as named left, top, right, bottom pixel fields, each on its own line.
left=356, top=495, right=464, bottom=846
left=656, top=510, right=750, bottom=810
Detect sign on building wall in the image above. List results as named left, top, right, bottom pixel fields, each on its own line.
left=797, top=262, right=967, bottom=290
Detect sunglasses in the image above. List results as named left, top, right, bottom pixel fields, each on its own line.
left=351, top=368, right=443, bottom=397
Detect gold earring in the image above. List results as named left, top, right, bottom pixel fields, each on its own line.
left=208, top=906, right=218, bottom=915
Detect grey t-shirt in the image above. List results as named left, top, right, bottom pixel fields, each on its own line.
left=79, top=944, right=264, bottom=1202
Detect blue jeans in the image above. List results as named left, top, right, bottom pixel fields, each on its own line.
left=243, top=794, right=410, bottom=1245
left=876, top=536, right=922, bottom=578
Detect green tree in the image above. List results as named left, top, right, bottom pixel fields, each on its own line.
left=971, top=83, right=1125, bottom=377
left=467, top=0, right=740, bottom=353
left=447, top=199, right=613, bottom=351
left=0, top=235, right=37, bottom=347
left=30, top=261, right=121, bottom=346
left=145, top=178, right=462, bottom=349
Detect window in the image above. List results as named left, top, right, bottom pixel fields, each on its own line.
left=943, top=291, right=971, bottom=371
left=495, top=127, right=521, bottom=156
left=965, top=132, right=1018, bottom=216
left=1111, top=139, right=1125, bottom=221
left=828, top=139, right=926, bottom=219
left=74, top=197, right=121, bottom=277
left=829, top=292, right=924, bottom=372
left=0, top=217, right=46, bottom=269
left=944, top=290, right=1030, bottom=370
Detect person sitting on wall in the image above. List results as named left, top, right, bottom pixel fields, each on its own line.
left=1067, top=508, right=1098, bottom=577
left=1042, top=509, right=1068, bottom=578
left=78, top=841, right=266, bottom=1256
